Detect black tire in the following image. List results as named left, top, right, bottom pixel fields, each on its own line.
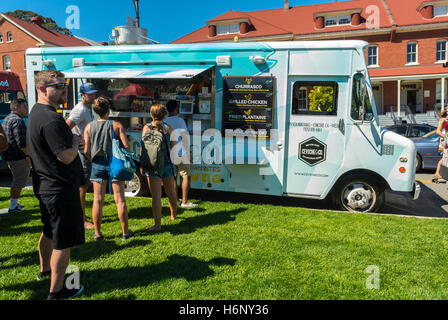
left=415, top=153, right=422, bottom=172
left=124, top=171, right=148, bottom=197
left=331, top=174, right=385, bottom=213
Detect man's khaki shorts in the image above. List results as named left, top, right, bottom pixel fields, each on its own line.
left=8, top=159, right=31, bottom=189
left=175, top=164, right=191, bottom=178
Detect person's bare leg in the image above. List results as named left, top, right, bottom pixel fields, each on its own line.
left=79, top=184, right=94, bottom=229
left=147, top=177, right=162, bottom=229
left=38, top=233, right=52, bottom=273
left=49, top=248, right=70, bottom=293
left=181, top=176, right=189, bottom=205
left=162, top=177, right=178, bottom=220
left=435, top=159, right=443, bottom=178
left=9, top=186, right=23, bottom=210
left=112, top=181, right=128, bottom=235
left=91, top=181, right=107, bottom=237
left=10, top=187, right=22, bottom=201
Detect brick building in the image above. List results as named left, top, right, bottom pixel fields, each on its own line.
left=172, top=0, right=448, bottom=123
left=0, top=13, right=91, bottom=95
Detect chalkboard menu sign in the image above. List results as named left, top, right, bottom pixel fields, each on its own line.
left=222, top=76, right=275, bottom=138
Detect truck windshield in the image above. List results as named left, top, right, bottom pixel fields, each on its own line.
left=351, top=73, right=374, bottom=122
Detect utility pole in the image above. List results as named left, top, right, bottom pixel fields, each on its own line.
left=133, top=0, right=140, bottom=27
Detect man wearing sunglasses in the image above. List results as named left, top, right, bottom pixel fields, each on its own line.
left=1, top=99, right=30, bottom=214
left=26, top=70, right=85, bottom=300
left=66, top=83, right=98, bottom=230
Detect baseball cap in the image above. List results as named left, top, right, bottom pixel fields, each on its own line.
left=80, top=82, right=98, bottom=94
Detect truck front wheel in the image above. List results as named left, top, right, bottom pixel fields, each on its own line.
left=124, top=171, right=147, bottom=197
left=332, top=174, right=385, bottom=213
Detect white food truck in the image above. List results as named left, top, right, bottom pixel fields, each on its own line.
left=25, top=40, right=420, bottom=212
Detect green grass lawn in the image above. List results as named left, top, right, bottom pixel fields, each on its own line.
left=1, top=188, right=448, bottom=300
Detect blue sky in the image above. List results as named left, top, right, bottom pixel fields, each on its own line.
left=1, top=0, right=340, bottom=44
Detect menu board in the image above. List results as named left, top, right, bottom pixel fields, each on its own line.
left=222, top=76, right=275, bottom=138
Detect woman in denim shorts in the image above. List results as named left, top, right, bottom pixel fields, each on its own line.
left=83, top=97, right=133, bottom=240
left=141, top=104, right=178, bottom=232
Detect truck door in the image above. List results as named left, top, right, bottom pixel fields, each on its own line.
left=285, top=77, right=348, bottom=197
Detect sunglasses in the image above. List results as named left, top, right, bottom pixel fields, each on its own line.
left=46, top=83, right=68, bottom=90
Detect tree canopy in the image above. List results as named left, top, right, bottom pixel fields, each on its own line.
left=308, top=86, right=334, bottom=112
left=5, top=10, right=72, bottom=36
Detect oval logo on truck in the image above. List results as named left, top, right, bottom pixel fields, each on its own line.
left=298, top=137, right=327, bottom=166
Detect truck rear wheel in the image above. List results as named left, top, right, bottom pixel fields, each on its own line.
left=332, top=174, right=385, bottom=213
left=124, top=171, right=147, bottom=197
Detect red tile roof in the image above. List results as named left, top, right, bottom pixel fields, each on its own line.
left=1, top=13, right=90, bottom=47
left=172, top=0, right=448, bottom=44
left=207, top=10, right=252, bottom=23
left=386, top=0, right=448, bottom=26
left=369, top=64, right=448, bottom=78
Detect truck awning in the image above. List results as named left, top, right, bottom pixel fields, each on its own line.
left=62, top=65, right=214, bottom=79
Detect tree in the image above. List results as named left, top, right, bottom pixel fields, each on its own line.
left=308, top=86, right=334, bottom=112
left=5, top=10, right=72, bottom=36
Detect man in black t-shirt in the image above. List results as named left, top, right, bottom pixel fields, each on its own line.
left=26, top=70, right=85, bottom=300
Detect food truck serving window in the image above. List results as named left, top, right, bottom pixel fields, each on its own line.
left=291, top=81, right=338, bottom=116
left=64, top=65, right=215, bottom=133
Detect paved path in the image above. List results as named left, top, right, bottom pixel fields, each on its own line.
left=382, top=170, right=448, bottom=219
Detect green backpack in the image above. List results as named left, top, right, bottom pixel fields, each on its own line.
left=140, top=124, right=169, bottom=175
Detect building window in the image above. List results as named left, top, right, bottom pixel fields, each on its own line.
left=6, top=32, right=12, bottom=42
left=0, top=33, right=3, bottom=43
left=407, top=42, right=417, bottom=64
left=216, top=23, right=239, bottom=35
left=338, top=16, right=351, bottom=25
left=325, top=17, right=337, bottom=26
left=436, top=80, right=448, bottom=103
left=367, top=45, right=378, bottom=66
left=437, top=40, right=447, bottom=62
left=434, top=6, right=448, bottom=17
left=3, top=55, right=11, bottom=71
left=325, top=16, right=351, bottom=27
left=297, top=88, right=308, bottom=111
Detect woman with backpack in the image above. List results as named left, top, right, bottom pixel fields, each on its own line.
left=141, top=104, right=178, bottom=232
left=84, top=97, right=133, bottom=240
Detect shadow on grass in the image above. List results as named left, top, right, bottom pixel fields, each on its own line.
left=0, top=193, right=39, bottom=200
left=188, top=189, right=333, bottom=211
left=3, top=225, right=43, bottom=237
left=0, top=239, right=152, bottom=273
left=127, top=203, right=207, bottom=221
left=71, top=239, right=152, bottom=262
left=2, top=254, right=236, bottom=300
left=0, top=209, right=41, bottom=230
left=81, top=255, right=236, bottom=298
left=134, top=207, right=247, bottom=236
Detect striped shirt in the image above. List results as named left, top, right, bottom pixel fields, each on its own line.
left=1, top=112, right=26, bottom=161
